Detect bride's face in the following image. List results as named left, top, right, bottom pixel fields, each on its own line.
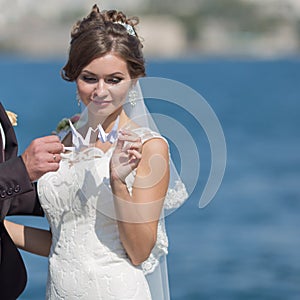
left=76, top=53, right=132, bottom=117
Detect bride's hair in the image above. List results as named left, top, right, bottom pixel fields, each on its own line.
left=61, top=4, right=145, bottom=81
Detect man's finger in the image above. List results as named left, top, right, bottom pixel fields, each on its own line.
left=37, top=135, right=61, bottom=143
left=47, top=153, right=61, bottom=163
left=46, top=142, right=64, bottom=154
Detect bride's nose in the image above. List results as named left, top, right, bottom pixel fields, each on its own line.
left=92, top=80, right=109, bottom=99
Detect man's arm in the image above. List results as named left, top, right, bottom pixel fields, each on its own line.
left=1, top=136, right=64, bottom=215
left=0, top=155, right=43, bottom=216
left=0, top=156, right=35, bottom=201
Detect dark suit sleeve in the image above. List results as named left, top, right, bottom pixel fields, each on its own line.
left=0, top=155, right=44, bottom=217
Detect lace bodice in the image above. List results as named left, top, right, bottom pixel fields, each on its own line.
left=37, top=127, right=188, bottom=299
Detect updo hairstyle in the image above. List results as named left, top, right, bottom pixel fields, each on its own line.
left=61, top=4, right=145, bottom=81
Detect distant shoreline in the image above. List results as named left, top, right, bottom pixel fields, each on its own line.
left=1, top=52, right=300, bottom=63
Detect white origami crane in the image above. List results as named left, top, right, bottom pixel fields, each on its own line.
left=97, top=116, right=119, bottom=144
left=64, top=117, right=120, bottom=152
left=68, top=120, right=96, bottom=150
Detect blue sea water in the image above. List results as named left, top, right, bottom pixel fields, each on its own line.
left=1, top=56, right=300, bottom=300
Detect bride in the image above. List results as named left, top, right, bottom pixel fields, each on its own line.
left=5, top=4, right=187, bottom=299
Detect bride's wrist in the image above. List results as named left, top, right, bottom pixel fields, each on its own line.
left=110, top=174, right=127, bottom=190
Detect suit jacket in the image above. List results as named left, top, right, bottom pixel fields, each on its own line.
left=0, top=103, right=44, bottom=299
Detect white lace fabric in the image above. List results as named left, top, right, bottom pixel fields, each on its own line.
left=37, top=127, right=188, bottom=299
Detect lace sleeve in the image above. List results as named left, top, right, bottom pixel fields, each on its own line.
left=141, top=180, right=188, bottom=275
left=164, top=180, right=189, bottom=210
left=141, top=220, right=168, bottom=274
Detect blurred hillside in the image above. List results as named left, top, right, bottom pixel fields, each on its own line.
left=0, top=0, right=300, bottom=58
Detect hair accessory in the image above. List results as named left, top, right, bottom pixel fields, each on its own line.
left=114, top=21, right=136, bottom=36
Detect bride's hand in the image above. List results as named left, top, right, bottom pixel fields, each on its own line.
left=110, top=129, right=142, bottom=184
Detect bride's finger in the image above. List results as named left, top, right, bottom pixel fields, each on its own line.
left=118, top=129, right=140, bottom=141
left=124, top=141, right=142, bottom=152
left=119, top=128, right=137, bottom=136
left=115, top=134, right=125, bottom=153
left=127, top=149, right=142, bottom=160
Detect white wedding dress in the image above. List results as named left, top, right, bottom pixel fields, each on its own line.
left=37, top=127, right=188, bottom=300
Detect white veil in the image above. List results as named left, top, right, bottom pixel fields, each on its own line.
left=122, top=80, right=188, bottom=299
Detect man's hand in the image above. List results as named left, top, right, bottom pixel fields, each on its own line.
left=21, top=135, right=64, bottom=182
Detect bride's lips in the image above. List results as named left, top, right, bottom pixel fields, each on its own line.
left=91, top=100, right=112, bottom=106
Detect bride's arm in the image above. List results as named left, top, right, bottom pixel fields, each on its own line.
left=4, top=220, right=51, bottom=257
left=110, top=132, right=169, bottom=266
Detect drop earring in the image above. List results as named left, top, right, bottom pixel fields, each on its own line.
left=128, top=89, right=137, bottom=107
left=76, top=90, right=81, bottom=107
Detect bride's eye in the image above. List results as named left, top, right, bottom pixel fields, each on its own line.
left=106, top=77, right=123, bottom=84
left=80, top=75, right=97, bottom=83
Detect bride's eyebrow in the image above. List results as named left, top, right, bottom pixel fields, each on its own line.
left=81, top=70, right=96, bottom=76
left=108, top=72, right=125, bottom=76
left=81, top=70, right=125, bottom=77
